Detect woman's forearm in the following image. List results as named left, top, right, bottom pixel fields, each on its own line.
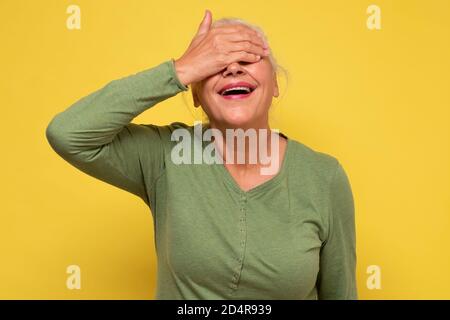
left=45, top=59, right=188, bottom=156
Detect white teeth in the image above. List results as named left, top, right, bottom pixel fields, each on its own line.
left=221, top=86, right=252, bottom=95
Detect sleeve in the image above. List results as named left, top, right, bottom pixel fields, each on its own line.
left=45, top=58, right=188, bottom=208
left=316, top=162, right=358, bottom=300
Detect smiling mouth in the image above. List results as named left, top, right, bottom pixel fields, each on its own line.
left=217, top=87, right=256, bottom=100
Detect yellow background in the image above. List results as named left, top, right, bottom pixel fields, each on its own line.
left=1, top=0, right=449, bottom=299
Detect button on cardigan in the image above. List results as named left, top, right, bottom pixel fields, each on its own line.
left=45, top=58, right=358, bottom=300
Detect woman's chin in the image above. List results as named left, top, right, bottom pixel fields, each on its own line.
left=221, top=114, right=256, bottom=128
left=207, top=104, right=261, bottom=128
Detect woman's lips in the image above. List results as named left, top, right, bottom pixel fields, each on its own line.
left=216, top=81, right=257, bottom=100
left=219, top=89, right=255, bottom=100
left=217, top=81, right=257, bottom=94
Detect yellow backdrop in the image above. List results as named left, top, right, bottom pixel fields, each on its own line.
left=1, top=0, right=449, bottom=299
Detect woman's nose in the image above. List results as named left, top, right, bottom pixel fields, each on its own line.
left=222, top=62, right=245, bottom=77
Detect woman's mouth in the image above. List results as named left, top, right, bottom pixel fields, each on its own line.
left=218, top=82, right=256, bottom=100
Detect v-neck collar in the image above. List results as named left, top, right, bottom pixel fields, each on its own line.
left=195, top=122, right=291, bottom=197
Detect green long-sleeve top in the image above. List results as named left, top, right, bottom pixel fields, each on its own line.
left=45, top=59, right=358, bottom=300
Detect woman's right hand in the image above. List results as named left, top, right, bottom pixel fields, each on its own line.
left=174, top=9, right=270, bottom=87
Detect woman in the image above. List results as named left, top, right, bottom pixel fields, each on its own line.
left=46, top=10, right=357, bottom=300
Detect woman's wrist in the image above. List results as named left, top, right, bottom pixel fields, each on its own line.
left=173, top=58, right=193, bottom=87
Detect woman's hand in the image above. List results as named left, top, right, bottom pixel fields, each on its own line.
left=174, top=9, right=270, bottom=86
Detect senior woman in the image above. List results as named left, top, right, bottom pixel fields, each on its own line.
left=45, top=10, right=357, bottom=300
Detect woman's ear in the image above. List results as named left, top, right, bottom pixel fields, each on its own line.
left=193, top=93, right=200, bottom=108
left=273, top=73, right=279, bottom=98
left=192, top=84, right=201, bottom=108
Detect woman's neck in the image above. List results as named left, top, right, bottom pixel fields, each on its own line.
left=206, top=121, right=286, bottom=173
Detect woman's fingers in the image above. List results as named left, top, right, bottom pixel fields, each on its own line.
left=225, top=40, right=270, bottom=57
left=227, top=51, right=262, bottom=65
left=215, top=27, right=270, bottom=59
left=195, top=10, right=212, bottom=38
left=217, top=27, right=268, bottom=49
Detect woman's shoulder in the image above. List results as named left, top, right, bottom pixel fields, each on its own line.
left=287, top=137, right=343, bottom=185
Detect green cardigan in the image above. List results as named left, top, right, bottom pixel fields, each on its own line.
left=45, top=59, right=357, bottom=300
